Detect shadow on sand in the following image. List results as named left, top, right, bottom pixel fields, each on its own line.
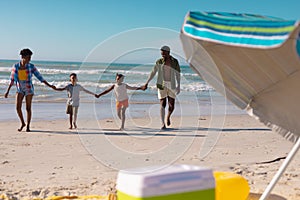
left=247, top=193, right=287, bottom=200
left=31, top=125, right=271, bottom=137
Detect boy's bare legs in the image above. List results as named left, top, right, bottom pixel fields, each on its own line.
left=16, top=93, right=26, bottom=131
left=72, top=107, right=79, bottom=129
left=160, top=98, right=167, bottom=129
left=69, top=114, right=73, bottom=129
left=25, top=94, right=33, bottom=132
left=166, top=96, right=175, bottom=127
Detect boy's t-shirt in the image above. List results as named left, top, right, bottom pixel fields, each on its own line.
left=66, top=84, right=84, bottom=107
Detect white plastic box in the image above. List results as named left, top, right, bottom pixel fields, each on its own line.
left=116, top=164, right=215, bottom=200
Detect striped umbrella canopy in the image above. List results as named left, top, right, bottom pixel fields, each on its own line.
left=180, top=11, right=300, bottom=199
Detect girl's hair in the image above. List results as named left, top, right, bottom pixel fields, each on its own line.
left=116, top=73, right=124, bottom=79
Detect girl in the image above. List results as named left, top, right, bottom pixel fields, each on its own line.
left=96, top=73, right=145, bottom=130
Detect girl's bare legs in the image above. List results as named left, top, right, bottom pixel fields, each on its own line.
left=16, top=93, right=26, bottom=131
left=117, top=107, right=122, bottom=119
left=117, top=107, right=123, bottom=130
left=120, top=107, right=126, bottom=130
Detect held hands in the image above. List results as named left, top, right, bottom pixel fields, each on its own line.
left=51, top=85, right=57, bottom=90
left=140, top=84, right=148, bottom=91
left=136, top=84, right=147, bottom=91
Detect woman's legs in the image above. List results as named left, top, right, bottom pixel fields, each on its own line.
left=16, top=93, right=26, bottom=131
left=25, top=94, right=33, bottom=132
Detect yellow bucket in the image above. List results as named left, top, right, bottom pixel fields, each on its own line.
left=214, top=171, right=250, bottom=200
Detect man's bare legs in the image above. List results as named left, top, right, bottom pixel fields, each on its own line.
left=160, top=96, right=175, bottom=129
left=160, top=98, right=167, bottom=129
left=25, top=94, right=33, bottom=132
left=16, top=93, right=26, bottom=131
left=166, top=96, right=175, bottom=126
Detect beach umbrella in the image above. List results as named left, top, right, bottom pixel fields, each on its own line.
left=180, top=11, right=300, bottom=199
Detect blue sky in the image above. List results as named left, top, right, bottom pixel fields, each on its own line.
left=1, top=0, right=299, bottom=63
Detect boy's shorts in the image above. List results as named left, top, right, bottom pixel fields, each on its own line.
left=116, top=99, right=129, bottom=109
left=66, top=105, right=73, bottom=114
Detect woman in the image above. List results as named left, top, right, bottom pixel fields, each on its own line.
left=4, top=48, right=56, bottom=132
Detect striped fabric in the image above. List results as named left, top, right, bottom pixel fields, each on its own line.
left=180, top=11, right=300, bottom=142
left=182, top=11, right=298, bottom=48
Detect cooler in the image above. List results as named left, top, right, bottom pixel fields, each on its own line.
left=116, top=164, right=215, bottom=200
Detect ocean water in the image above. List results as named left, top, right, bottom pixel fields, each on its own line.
left=0, top=59, right=244, bottom=121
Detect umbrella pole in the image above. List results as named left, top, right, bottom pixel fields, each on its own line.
left=259, top=138, right=300, bottom=200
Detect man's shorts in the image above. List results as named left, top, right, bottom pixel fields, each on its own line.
left=158, top=81, right=176, bottom=99
left=116, top=99, right=129, bottom=109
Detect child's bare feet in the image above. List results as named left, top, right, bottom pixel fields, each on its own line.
left=73, top=123, right=77, bottom=129
left=69, top=126, right=73, bottom=129
left=167, top=117, right=171, bottom=126
left=18, top=123, right=26, bottom=132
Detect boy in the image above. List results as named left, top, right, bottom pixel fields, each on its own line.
left=96, top=73, right=145, bottom=130
left=54, top=73, right=97, bottom=129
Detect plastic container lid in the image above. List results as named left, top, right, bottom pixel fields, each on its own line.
left=116, top=164, right=215, bottom=198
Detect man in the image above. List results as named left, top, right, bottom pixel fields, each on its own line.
left=144, top=45, right=181, bottom=130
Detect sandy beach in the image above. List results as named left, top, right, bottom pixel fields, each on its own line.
left=0, top=112, right=299, bottom=200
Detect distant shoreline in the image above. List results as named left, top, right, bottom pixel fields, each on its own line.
left=0, top=100, right=246, bottom=123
